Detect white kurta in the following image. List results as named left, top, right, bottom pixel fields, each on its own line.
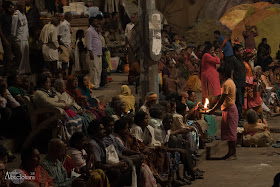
left=39, top=23, right=59, bottom=62
left=11, top=10, right=31, bottom=74
left=59, top=20, right=71, bottom=48
left=125, top=22, right=134, bottom=37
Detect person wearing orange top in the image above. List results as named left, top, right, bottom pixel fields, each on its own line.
left=21, top=147, right=54, bottom=187
left=208, top=65, right=238, bottom=160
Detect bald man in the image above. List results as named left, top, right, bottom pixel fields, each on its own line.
left=41, top=138, right=82, bottom=186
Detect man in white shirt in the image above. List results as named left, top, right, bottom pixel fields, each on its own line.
left=59, top=12, right=72, bottom=48
left=11, top=2, right=31, bottom=74
left=58, top=12, right=72, bottom=76
left=125, top=13, right=138, bottom=67
left=39, top=17, right=60, bottom=73
left=125, top=13, right=137, bottom=37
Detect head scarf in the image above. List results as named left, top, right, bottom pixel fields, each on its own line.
left=120, top=85, right=132, bottom=96
left=119, top=85, right=135, bottom=112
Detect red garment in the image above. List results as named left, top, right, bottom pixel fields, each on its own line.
left=62, top=155, right=75, bottom=177
left=22, top=166, right=54, bottom=187
left=221, top=104, right=238, bottom=141
left=243, top=82, right=262, bottom=110
left=64, top=107, right=77, bottom=118
left=243, top=62, right=262, bottom=110
left=243, top=31, right=257, bottom=49
left=201, top=53, right=221, bottom=98
left=184, top=54, right=191, bottom=61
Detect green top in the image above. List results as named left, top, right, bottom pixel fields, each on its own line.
left=41, top=156, right=76, bottom=187
left=8, top=86, right=24, bottom=97
left=186, top=100, right=196, bottom=110
left=204, top=114, right=218, bottom=137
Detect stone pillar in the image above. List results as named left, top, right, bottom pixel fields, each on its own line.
left=139, top=0, right=162, bottom=102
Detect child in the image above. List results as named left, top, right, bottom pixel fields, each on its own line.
left=73, top=30, right=89, bottom=75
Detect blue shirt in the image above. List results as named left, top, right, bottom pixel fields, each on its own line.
left=41, top=156, right=76, bottom=186
left=103, top=134, right=126, bottom=156
left=218, top=35, right=234, bottom=57
left=89, top=137, right=106, bottom=163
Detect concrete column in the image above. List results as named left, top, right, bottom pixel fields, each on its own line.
left=139, top=0, right=160, bottom=102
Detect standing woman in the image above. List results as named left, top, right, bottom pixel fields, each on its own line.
left=208, top=65, right=238, bottom=160
left=73, top=30, right=88, bottom=75
left=201, top=44, right=221, bottom=107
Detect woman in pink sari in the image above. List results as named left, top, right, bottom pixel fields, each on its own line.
left=201, top=44, right=221, bottom=106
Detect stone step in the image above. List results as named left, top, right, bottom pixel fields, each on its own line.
left=205, top=140, right=228, bottom=160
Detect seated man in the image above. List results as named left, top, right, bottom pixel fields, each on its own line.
left=102, top=116, right=143, bottom=163
left=173, top=102, right=198, bottom=153
left=67, top=132, right=110, bottom=187
left=41, top=138, right=90, bottom=186
left=88, top=120, right=132, bottom=187
left=163, top=114, right=204, bottom=181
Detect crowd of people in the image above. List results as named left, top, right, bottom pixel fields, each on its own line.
left=0, top=0, right=280, bottom=186
left=154, top=23, right=279, bottom=152
left=0, top=71, right=208, bottom=187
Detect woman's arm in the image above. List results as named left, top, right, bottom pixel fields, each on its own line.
left=33, top=91, right=66, bottom=108
left=203, top=53, right=220, bottom=65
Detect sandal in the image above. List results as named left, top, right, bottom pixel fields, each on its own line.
left=226, top=155, right=237, bottom=161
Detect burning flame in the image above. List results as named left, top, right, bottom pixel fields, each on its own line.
left=204, top=98, right=209, bottom=109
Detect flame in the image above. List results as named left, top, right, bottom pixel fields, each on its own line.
left=204, top=98, right=209, bottom=109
